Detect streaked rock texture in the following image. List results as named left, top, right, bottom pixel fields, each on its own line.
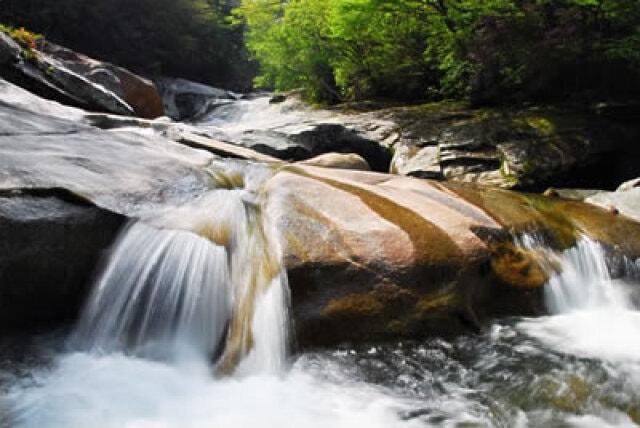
left=1, top=35, right=164, bottom=118
left=264, top=165, right=640, bottom=346
left=2, top=78, right=640, bottom=349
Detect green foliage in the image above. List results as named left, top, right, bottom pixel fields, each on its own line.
left=0, top=24, right=43, bottom=62
left=3, top=0, right=638, bottom=101
left=0, top=25, right=42, bottom=50
left=236, top=0, right=640, bottom=104
left=234, top=0, right=337, bottom=101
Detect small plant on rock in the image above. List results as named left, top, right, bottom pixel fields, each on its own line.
left=0, top=24, right=42, bottom=61
left=11, top=27, right=41, bottom=50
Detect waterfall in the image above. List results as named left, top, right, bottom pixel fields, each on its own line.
left=515, top=234, right=638, bottom=314
left=543, top=238, right=633, bottom=313
left=518, top=235, right=640, bottom=363
left=71, top=183, right=290, bottom=375
left=71, top=222, right=232, bottom=362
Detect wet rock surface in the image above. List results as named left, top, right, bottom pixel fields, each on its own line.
left=0, top=36, right=164, bottom=118
left=156, top=77, right=239, bottom=121
left=586, top=187, right=640, bottom=223
left=0, top=189, right=125, bottom=331
left=381, top=103, right=640, bottom=190
left=185, top=95, right=394, bottom=172
left=181, top=95, right=640, bottom=189
left=2, top=72, right=640, bottom=347
left=265, top=165, right=640, bottom=346
left=0, top=32, right=20, bottom=65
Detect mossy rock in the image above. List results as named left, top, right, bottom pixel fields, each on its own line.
left=386, top=102, right=640, bottom=190
left=537, top=375, right=594, bottom=413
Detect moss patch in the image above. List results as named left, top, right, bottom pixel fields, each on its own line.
left=322, top=293, right=385, bottom=318
left=416, top=292, right=458, bottom=313
left=489, top=243, right=552, bottom=289
left=513, top=115, right=557, bottom=136
left=0, top=24, right=42, bottom=62
left=539, top=375, right=594, bottom=413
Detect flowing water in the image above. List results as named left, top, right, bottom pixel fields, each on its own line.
left=2, top=204, right=640, bottom=428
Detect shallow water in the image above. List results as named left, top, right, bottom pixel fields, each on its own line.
left=2, top=233, right=640, bottom=427
left=3, top=319, right=640, bottom=428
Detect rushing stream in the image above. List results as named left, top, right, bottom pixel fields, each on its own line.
left=2, top=219, right=640, bottom=428
left=1, top=96, right=640, bottom=426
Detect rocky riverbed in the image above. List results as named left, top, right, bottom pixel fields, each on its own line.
left=2, top=33, right=640, bottom=428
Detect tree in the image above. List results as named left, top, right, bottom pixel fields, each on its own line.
left=237, top=0, right=640, bottom=103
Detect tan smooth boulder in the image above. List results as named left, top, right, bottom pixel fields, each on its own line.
left=298, top=153, right=371, bottom=171
left=264, top=165, right=640, bottom=346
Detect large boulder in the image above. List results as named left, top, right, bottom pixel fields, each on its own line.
left=112, top=66, right=165, bottom=119
left=0, top=34, right=165, bottom=118
left=3, top=82, right=640, bottom=348
left=385, top=104, right=640, bottom=190
left=264, top=166, right=640, bottom=346
left=0, top=189, right=125, bottom=331
left=156, top=77, right=239, bottom=120
left=39, top=56, right=134, bottom=116
left=298, top=152, right=370, bottom=171
left=236, top=122, right=390, bottom=171
left=38, top=41, right=165, bottom=119
left=2, top=52, right=134, bottom=116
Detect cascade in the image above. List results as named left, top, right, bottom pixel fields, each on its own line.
left=543, top=238, right=634, bottom=313
left=518, top=234, right=640, bottom=365
left=71, top=222, right=232, bottom=362
left=72, top=174, right=290, bottom=374
left=517, top=234, right=638, bottom=314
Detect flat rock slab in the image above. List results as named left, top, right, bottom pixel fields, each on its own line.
left=177, top=131, right=282, bottom=163
left=0, top=91, right=213, bottom=216
left=587, top=189, right=640, bottom=223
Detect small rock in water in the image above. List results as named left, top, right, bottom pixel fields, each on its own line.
left=269, top=94, right=287, bottom=104
left=298, top=152, right=371, bottom=171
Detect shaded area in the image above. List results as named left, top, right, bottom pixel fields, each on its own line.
left=0, top=188, right=125, bottom=332
left=0, top=0, right=254, bottom=91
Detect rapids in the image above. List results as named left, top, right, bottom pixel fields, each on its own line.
left=2, top=92, right=640, bottom=426
left=3, top=223, right=640, bottom=427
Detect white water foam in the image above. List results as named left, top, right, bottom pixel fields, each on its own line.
left=71, top=222, right=232, bottom=363
left=519, top=237, right=640, bottom=364
left=195, top=96, right=327, bottom=131
left=2, top=179, right=338, bottom=427
left=4, top=352, right=423, bottom=428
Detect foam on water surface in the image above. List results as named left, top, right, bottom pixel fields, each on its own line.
left=518, top=236, right=640, bottom=365
left=4, top=352, right=424, bottom=428
left=4, top=200, right=640, bottom=427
